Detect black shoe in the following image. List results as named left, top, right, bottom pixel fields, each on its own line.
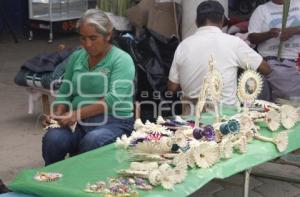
left=0, top=179, right=10, bottom=194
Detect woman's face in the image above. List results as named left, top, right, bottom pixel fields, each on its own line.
left=79, top=22, right=111, bottom=57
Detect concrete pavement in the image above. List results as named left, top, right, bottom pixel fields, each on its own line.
left=191, top=164, right=300, bottom=197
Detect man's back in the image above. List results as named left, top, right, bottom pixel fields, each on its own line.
left=169, top=26, right=262, bottom=105
left=168, top=0, right=270, bottom=110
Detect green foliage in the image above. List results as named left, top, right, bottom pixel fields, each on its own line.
left=97, top=0, right=132, bottom=16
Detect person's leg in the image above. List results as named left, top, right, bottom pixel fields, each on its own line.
left=78, top=115, right=134, bottom=153
left=68, top=124, right=87, bottom=157
left=0, top=179, right=9, bottom=194
left=266, top=59, right=300, bottom=100
left=258, top=76, right=273, bottom=101
left=42, top=127, right=78, bottom=165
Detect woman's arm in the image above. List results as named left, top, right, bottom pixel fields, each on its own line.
left=76, top=100, right=107, bottom=119
left=57, top=100, right=107, bottom=127
left=52, top=51, right=77, bottom=123
left=54, top=104, right=69, bottom=116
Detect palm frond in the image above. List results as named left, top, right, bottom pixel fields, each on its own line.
left=277, top=0, right=291, bottom=60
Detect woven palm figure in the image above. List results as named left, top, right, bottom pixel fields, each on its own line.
left=195, top=57, right=223, bottom=127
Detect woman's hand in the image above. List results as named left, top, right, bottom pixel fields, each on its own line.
left=41, top=106, right=67, bottom=127
left=41, top=114, right=52, bottom=127
left=54, top=112, right=77, bottom=127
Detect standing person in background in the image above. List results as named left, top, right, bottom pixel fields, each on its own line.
left=248, top=0, right=300, bottom=101
left=167, top=0, right=271, bottom=115
left=42, top=9, right=135, bottom=165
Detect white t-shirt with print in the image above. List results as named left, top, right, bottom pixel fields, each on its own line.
left=248, top=0, right=300, bottom=59
left=168, top=26, right=262, bottom=106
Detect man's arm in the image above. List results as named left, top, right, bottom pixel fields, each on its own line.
left=248, top=3, right=281, bottom=46
left=248, top=28, right=281, bottom=45
left=167, top=80, right=181, bottom=92
left=257, top=59, right=272, bottom=75
left=280, top=26, right=300, bottom=41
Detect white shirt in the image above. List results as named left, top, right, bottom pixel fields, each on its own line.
left=248, top=0, right=300, bottom=59
left=168, top=26, right=262, bottom=105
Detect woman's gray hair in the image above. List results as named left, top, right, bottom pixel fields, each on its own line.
left=77, top=9, right=113, bottom=35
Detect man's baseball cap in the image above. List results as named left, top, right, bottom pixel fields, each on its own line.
left=197, top=0, right=229, bottom=24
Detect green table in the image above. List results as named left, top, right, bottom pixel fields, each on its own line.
left=9, top=110, right=300, bottom=197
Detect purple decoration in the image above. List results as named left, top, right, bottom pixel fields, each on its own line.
left=203, top=125, right=215, bottom=141
left=193, top=127, right=203, bottom=139
left=162, top=120, right=177, bottom=127
left=172, top=120, right=186, bottom=125
left=110, top=186, right=118, bottom=193
left=130, top=137, right=147, bottom=146
left=187, top=120, right=195, bottom=124
left=119, top=178, right=130, bottom=185
left=163, top=119, right=191, bottom=127
left=135, top=177, right=145, bottom=185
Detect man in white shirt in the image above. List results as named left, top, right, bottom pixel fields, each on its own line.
left=248, top=0, right=300, bottom=100
left=167, top=0, right=271, bottom=115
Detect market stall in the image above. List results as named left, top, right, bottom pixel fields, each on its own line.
left=8, top=57, right=300, bottom=197
left=8, top=106, right=300, bottom=197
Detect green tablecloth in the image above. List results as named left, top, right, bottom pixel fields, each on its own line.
left=9, top=109, right=300, bottom=197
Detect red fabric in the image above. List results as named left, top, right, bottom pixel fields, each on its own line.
left=233, top=21, right=249, bottom=33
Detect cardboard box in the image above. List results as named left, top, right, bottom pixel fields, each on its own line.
left=126, top=0, right=155, bottom=28
left=147, top=2, right=180, bottom=38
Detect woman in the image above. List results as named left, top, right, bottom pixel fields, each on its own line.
left=42, top=9, right=135, bottom=165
